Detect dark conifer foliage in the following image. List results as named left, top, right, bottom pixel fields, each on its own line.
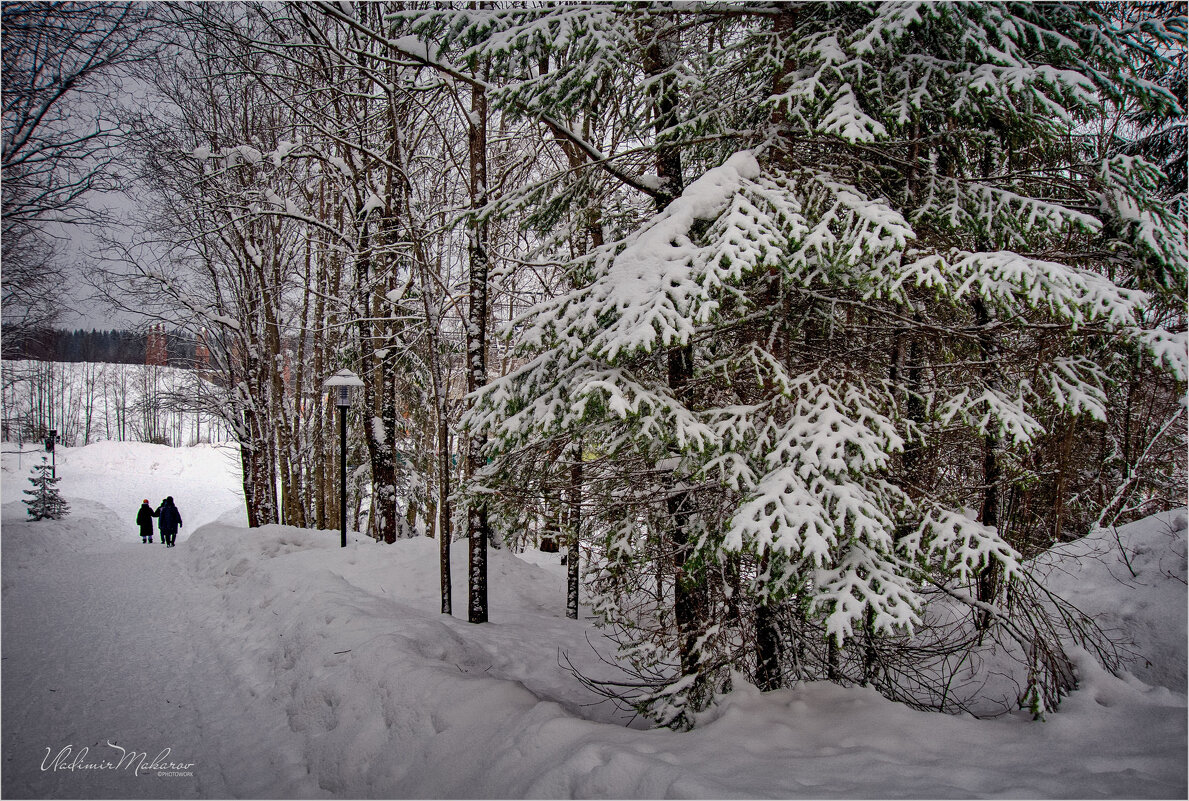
left=1, top=327, right=203, bottom=367
left=23, top=456, right=70, bottom=521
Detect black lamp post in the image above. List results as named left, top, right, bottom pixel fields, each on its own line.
left=46, top=428, right=56, bottom=479
left=323, top=369, right=363, bottom=547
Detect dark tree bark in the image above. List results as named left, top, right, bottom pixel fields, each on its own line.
left=642, top=14, right=710, bottom=713
left=466, top=71, right=491, bottom=624
left=566, top=444, right=582, bottom=619
left=754, top=549, right=782, bottom=691
left=973, top=296, right=1002, bottom=631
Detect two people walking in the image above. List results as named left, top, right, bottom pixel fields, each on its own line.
left=136, top=497, right=183, bottom=547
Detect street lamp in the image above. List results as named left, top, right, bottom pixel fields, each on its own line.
left=46, top=429, right=56, bottom=479
left=324, top=369, right=364, bottom=548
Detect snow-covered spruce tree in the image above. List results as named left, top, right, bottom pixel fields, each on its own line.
left=469, top=2, right=1186, bottom=727
left=1113, top=1, right=1187, bottom=220
left=24, top=456, right=69, bottom=521
left=1082, top=2, right=1188, bottom=532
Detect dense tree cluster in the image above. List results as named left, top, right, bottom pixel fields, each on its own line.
left=2, top=327, right=203, bottom=365
left=2, top=359, right=232, bottom=447
left=12, top=2, right=1181, bottom=726
left=461, top=2, right=1186, bottom=724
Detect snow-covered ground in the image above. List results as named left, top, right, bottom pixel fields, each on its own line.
left=2, top=441, right=1185, bottom=798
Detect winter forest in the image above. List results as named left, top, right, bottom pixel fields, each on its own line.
left=2, top=0, right=1186, bottom=737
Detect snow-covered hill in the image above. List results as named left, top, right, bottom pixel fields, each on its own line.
left=1035, top=508, right=1188, bottom=693
left=1, top=441, right=1185, bottom=798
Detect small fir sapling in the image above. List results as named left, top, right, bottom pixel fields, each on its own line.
left=23, top=456, right=70, bottom=521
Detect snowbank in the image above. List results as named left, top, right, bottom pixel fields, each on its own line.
left=165, top=518, right=1187, bottom=797
left=1, top=441, right=1185, bottom=798
left=2, top=441, right=247, bottom=534
left=1035, top=508, right=1188, bottom=692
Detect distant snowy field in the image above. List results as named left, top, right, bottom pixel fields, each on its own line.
left=2, top=441, right=1185, bottom=798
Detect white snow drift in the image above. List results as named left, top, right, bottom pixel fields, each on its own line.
left=1, top=441, right=1184, bottom=798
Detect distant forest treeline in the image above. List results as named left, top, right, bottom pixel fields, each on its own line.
left=2, top=328, right=200, bottom=367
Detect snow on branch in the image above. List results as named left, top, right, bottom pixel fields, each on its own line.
left=556, top=152, right=763, bottom=361
left=938, top=386, right=1044, bottom=447
left=724, top=376, right=903, bottom=562
left=813, top=542, right=922, bottom=644
left=900, top=507, right=1022, bottom=585
left=898, top=250, right=1148, bottom=328
left=1128, top=329, right=1188, bottom=383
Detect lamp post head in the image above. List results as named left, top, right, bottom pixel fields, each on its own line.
left=323, top=369, right=364, bottom=408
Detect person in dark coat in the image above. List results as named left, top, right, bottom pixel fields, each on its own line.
left=156, top=496, right=183, bottom=548
left=136, top=499, right=157, bottom=543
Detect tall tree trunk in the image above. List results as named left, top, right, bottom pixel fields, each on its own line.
left=438, top=410, right=452, bottom=613
left=644, top=14, right=707, bottom=712
left=466, top=69, right=491, bottom=624
left=353, top=189, right=402, bottom=545
left=551, top=103, right=604, bottom=618
left=313, top=187, right=338, bottom=533
left=666, top=344, right=707, bottom=696
left=752, top=8, right=798, bottom=683
left=415, top=235, right=453, bottom=614
left=754, top=548, right=781, bottom=691
left=973, top=296, right=1002, bottom=630
left=566, top=441, right=582, bottom=619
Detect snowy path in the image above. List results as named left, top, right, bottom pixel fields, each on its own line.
left=2, top=536, right=313, bottom=799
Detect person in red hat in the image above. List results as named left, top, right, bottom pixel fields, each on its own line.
left=136, top=499, right=157, bottom=543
